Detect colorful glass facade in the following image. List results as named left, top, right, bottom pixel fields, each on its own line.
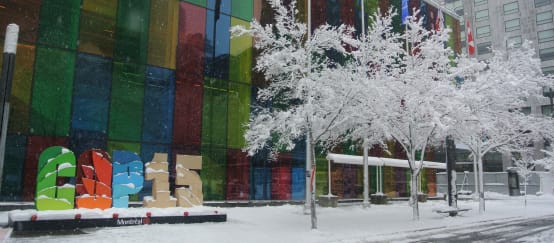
left=0, top=0, right=458, bottom=201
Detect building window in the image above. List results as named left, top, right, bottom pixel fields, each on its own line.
left=505, top=19, right=520, bottom=32
left=542, top=105, right=553, bottom=117
left=477, top=25, right=491, bottom=38
left=540, top=47, right=554, bottom=61
left=475, top=9, right=489, bottom=22
left=475, top=0, right=488, bottom=6
left=543, top=66, right=554, bottom=74
left=521, top=107, right=532, bottom=115
left=477, top=42, right=492, bottom=55
left=535, top=0, right=552, bottom=8
left=503, top=2, right=519, bottom=15
left=507, top=36, right=522, bottom=48
left=537, top=11, right=553, bottom=25
left=539, top=29, right=554, bottom=43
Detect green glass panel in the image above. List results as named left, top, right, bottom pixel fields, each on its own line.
left=107, top=141, right=141, bottom=157
left=232, top=0, right=253, bottom=20
left=297, top=0, right=307, bottom=23
left=421, top=168, right=428, bottom=193
left=114, top=0, right=151, bottom=64
left=185, top=0, right=207, bottom=7
left=229, top=18, right=252, bottom=83
left=391, top=0, right=402, bottom=34
left=315, top=154, right=328, bottom=196
left=78, top=0, right=118, bottom=57
left=227, top=82, right=251, bottom=149
left=38, top=0, right=81, bottom=49
left=148, top=0, right=179, bottom=69
left=369, top=166, right=377, bottom=194
left=0, top=43, right=34, bottom=133
left=202, top=78, right=228, bottom=147
left=108, top=62, right=145, bottom=141
left=201, top=145, right=226, bottom=200
left=30, top=47, right=75, bottom=136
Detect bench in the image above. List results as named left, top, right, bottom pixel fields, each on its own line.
left=434, top=208, right=470, bottom=217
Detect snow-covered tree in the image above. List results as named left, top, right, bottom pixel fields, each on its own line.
left=451, top=41, right=551, bottom=214
left=512, top=151, right=537, bottom=206
left=231, top=0, right=357, bottom=229
left=348, top=13, right=460, bottom=220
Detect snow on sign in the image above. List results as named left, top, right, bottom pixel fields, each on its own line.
left=8, top=146, right=226, bottom=232
left=34, top=146, right=204, bottom=210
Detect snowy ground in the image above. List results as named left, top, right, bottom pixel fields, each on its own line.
left=3, top=194, right=554, bottom=242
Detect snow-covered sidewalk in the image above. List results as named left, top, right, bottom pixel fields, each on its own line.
left=4, top=195, right=554, bottom=243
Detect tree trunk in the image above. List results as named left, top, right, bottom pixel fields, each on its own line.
left=473, top=156, right=479, bottom=201
left=524, top=178, right=527, bottom=207
left=307, top=132, right=317, bottom=229
left=478, top=156, right=485, bottom=214
left=411, top=172, right=419, bottom=220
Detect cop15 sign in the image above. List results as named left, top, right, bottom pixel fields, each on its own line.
left=35, top=146, right=203, bottom=211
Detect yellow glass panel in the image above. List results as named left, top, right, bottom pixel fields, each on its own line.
left=0, top=43, right=35, bottom=133
left=147, top=0, right=179, bottom=69
left=78, top=0, right=117, bottom=57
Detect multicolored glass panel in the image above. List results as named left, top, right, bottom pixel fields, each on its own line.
left=0, top=0, right=456, bottom=201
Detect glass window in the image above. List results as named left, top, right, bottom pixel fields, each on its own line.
left=475, top=0, right=487, bottom=6
left=539, top=29, right=554, bottom=43
left=177, top=3, right=206, bottom=82
left=540, top=47, right=554, bottom=61
left=505, top=19, right=520, bottom=32
left=232, top=0, right=253, bottom=20
left=543, top=66, right=554, bottom=74
left=143, top=66, right=175, bottom=144
left=477, top=42, right=492, bottom=55
left=507, top=36, right=522, bottom=48
left=542, top=105, right=553, bottom=117
left=114, top=0, right=151, bottom=64
left=503, top=2, right=519, bottom=15
left=31, top=47, right=76, bottom=136
left=535, top=0, right=552, bottom=8
left=38, top=0, right=81, bottom=50
left=537, top=11, right=553, bottom=25
left=521, top=107, right=532, bottom=115
left=148, top=0, right=179, bottom=69
left=78, top=0, right=117, bottom=57
left=0, top=0, right=41, bottom=43
left=108, top=62, right=146, bottom=142
left=477, top=25, right=491, bottom=38
left=475, top=9, right=489, bottom=22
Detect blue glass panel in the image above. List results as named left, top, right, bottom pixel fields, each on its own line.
left=327, top=0, right=340, bottom=26
left=250, top=147, right=271, bottom=200
left=292, top=137, right=306, bottom=167
left=0, top=134, right=27, bottom=200
left=291, top=167, right=305, bottom=200
left=72, top=53, right=112, bottom=133
left=140, top=143, right=171, bottom=200
left=70, top=129, right=108, bottom=157
left=252, top=167, right=271, bottom=200
left=207, top=0, right=231, bottom=15
left=205, top=10, right=230, bottom=80
left=143, top=66, right=175, bottom=144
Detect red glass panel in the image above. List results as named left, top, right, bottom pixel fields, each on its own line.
left=311, top=0, right=326, bottom=31
left=0, top=0, right=41, bottom=43
left=226, top=149, right=250, bottom=200
left=177, top=2, right=206, bottom=82
left=341, top=0, right=355, bottom=27
left=173, top=80, right=203, bottom=145
left=271, top=153, right=291, bottom=200
left=22, top=136, right=69, bottom=201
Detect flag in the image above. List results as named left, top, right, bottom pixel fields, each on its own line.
left=402, top=0, right=409, bottom=24
left=435, top=9, right=445, bottom=31
left=466, top=20, right=475, bottom=56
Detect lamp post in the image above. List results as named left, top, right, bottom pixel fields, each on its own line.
left=0, top=24, right=19, bottom=189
